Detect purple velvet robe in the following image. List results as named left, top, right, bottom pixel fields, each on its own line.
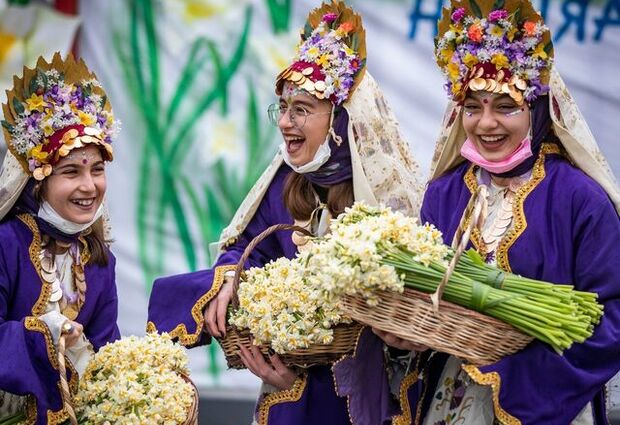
left=148, top=165, right=361, bottom=425
left=401, top=150, right=620, bottom=424
left=0, top=215, right=120, bottom=424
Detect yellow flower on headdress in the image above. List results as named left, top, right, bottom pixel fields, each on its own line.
left=507, top=27, right=518, bottom=41
left=317, top=53, right=330, bottom=67
left=78, top=110, right=96, bottom=126
left=490, top=25, right=504, bottom=37
left=533, top=43, right=548, bottom=59
left=462, top=53, right=478, bottom=68
left=447, top=62, right=460, bottom=81
left=344, top=46, right=354, bottom=56
left=307, top=46, right=320, bottom=59
left=451, top=82, right=462, bottom=96
left=29, top=145, right=49, bottom=163
left=42, top=122, right=54, bottom=136
left=26, top=94, right=45, bottom=112
left=440, top=48, right=455, bottom=64
left=491, top=53, right=510, bottom=69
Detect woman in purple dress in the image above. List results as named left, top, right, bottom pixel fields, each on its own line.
left=147, top=1, right=423, bottom=424
left=0, top=53, right=121, bottom=424
left=386, top=0, right=620, bottom=423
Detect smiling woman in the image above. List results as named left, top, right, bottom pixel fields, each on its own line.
left=147, top=1, right=424, bottom=424
left=391, top=0, right=620, bottom=422
left=39, top=145, right=107, bottom=225
left=0, top=53, right=121, bottom=424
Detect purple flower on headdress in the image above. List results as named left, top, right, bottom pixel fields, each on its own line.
left=488, top=9, right=508, bottom=22
left=26, top=112, right=41, bottom=129
left=322, top=13, right=338, bottom=23
left=451, top=8, right=466, bottom=23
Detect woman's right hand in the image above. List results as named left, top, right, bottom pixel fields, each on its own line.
left=372, top=328, right=429, bottom=352
left=62, top=320, right=84, bottom=348
left=203, top=278, right=234, bottom=338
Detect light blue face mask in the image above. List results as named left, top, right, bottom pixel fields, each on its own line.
left=38, top=200, right=105, bottom=235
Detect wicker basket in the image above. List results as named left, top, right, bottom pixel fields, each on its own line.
left=218, top=223, right=363, bottom=369
left=57, top=336, right=200, bottom=424
left=340, top=186, right=534, bottom=365
left=181, top=374, right=199, bottom=425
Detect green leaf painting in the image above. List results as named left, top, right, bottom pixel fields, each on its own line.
left=111, top=0, right=291, bottom=380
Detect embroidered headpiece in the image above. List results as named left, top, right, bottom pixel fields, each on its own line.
left=275, top=0, right=367, bottom=105
left=1, top=53, right=118, bottom=181
left=435, top=0, right=553, bottom=104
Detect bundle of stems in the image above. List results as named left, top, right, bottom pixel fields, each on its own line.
left=380, top=245, right=603, bottom=354
left=0, top=413, right=25, bottom=425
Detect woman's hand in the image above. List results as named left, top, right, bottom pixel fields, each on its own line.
left=238, top=344, right=298, bottom=391
left=62, top=320, right=84, bottom=348
left=203, top=278, right=234, bottom=338
left=372, top=328, right=429, bottom=352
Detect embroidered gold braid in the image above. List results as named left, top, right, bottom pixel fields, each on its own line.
left=461, top=365, right=521, bottom=425
left=24, top=317, right=72, bottom=424
left=462, top=143, right=560, bottom=271
left=463, top=166, right=485, bottom=255
left=331, top=325, right=369, bottom=424
left=17, top=214, right=91, bottom=319
left=391, top=354, right=425, bottom=425
left=18, top=214, right=50, bottom=316
left=257, top=373, right=308, bottom=425
left=146, top=264, right=237, bottom=346
left=495, top=143, right=558, bottom=272
left=391, top=370, right=418, bottom=425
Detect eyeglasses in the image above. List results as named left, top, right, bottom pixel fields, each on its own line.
left=267, top=103, right=331, bottom=130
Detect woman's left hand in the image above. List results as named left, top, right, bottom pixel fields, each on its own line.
left=238, top=344, right=298, bottom=391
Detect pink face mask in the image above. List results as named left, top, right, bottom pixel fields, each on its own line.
left=460, top=137, right=533, bottom=174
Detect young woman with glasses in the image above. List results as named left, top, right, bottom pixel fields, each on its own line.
left=148, top=1, right=423, bottom=424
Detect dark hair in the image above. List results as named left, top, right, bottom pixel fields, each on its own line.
left=283, top=172, right=354, bottom=221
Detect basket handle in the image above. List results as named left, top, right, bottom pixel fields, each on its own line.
left=430, top=185, right=488, bottom=311
left=230, top=224, right=313, bottom=310
left=58, top=328, right=78, bottom=425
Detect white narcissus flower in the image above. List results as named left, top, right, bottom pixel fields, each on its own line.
left=75, top=333, right=193, bottom=424
left=231, top=202, right=448, bottom=354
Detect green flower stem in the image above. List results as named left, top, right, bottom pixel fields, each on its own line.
left=378, top=245, right=601, bottom=353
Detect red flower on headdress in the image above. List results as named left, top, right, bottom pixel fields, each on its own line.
left=338, top=22, right=355, bottom=33
left=467, top=24, right=483, bottom=42
left=523, top=21, right=537, bottom=36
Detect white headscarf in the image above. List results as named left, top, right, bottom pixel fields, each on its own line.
left=216, top=72, right=423, bottom=250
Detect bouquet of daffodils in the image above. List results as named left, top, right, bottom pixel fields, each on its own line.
left=75, top=333, right=195, bottom=424
left=308, top=202, right=603, bottom=354
left=230, top=256, right=350, bottom=354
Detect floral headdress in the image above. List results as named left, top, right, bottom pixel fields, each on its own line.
left=435, top=0, right=554, bottom=104
left=275, top=0, right=367, bottom=105
left=1, top=53, right=118, bottom=181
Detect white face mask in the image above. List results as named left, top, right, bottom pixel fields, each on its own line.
left=280, top=136, right=332, bottom=174
left=38, top=201, right=105, bottom=235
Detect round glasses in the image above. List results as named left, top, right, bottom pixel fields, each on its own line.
left=267, top=103, right=331, bottom=130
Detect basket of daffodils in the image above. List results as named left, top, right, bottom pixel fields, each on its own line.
left=219, top=224, right=363, bottom=369
left=310, top=201, right=603, bottom=365
left=75, top=333, right=198, bottom=424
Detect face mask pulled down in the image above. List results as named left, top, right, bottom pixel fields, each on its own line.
left=280, top=136, right=332, bottom=174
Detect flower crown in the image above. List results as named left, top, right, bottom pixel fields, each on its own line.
left=1, top=53, right=119, bottom=180
left=275, top=0, right=367, bottom=105
left=435, top=0, right=554, bottom=104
